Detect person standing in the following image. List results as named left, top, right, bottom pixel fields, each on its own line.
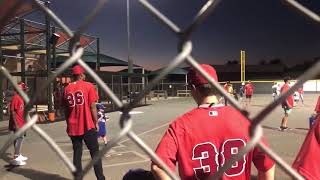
left=244, top=80, right=254, bottom=107
left=239, top=82, right=245, bottom=101
left=63, top=65, right=105, bottom=180
left=271, top=82, right=278, bottom=101
left=8, top=82, right=28, bottom=166
left=315, top=96, right=320, bottom=114
left=297, top=86, right=304, bottom=105
left=151, top=64, right=275, bottom=180
left=96, top=103, right=108, bottom=145
left=279, top=77, right=294, bottom=131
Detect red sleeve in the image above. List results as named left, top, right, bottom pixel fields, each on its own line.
left=88, top=84, right=99, bottom=105
left=155, top=123, right=179, bottom=171
left=292, top=117, right=320, bottom=179
left=252, top=137, right=275, bottom=172
left=315, top=96, right=320, bottom=113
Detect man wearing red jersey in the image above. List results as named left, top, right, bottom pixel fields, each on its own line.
left=64, top=65, right=105, bottom=180
left=244, top=80, right=254, bottom=107
left=292, top=99, right=320, bottom=179
left=315, top=96, right=320, bottom=114
left=151, top=64, right=275, bottom=180
left=8, top=82, right=28, bottom=166
left=279, top=77, right=294, bottom=131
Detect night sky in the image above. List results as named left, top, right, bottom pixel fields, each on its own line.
left=37, top=0, right=320, bottom=70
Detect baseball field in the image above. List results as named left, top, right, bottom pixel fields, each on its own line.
left=0, top=93, right=318, bottom=180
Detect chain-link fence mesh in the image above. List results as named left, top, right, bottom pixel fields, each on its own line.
left=1, top=0, right=320, bottom=179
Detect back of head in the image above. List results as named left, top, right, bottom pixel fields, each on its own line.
left=284, top=76, right=290, bottom=83
left=96, top=103, right=105, bottom=110
left=187, top=64, right=219, bottom=97
left=17, top=82, right=28, bottom=91
left=123, top=169, right=154, bottom=180
left=72, top=65, right=85, bottom=80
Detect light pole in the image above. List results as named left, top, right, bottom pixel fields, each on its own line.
left=127, top=0, right=132, bottom=95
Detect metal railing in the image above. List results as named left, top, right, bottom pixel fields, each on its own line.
left=1, top=0, right=320, bottom=179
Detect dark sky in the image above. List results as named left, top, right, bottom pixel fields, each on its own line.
left=38, top=0, right=320, bottom=70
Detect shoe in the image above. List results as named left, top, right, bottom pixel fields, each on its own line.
left=15, top=154, right=28, bottom=161
left=279, top=126, right=290, bottom=131
left=10, top=159, right=26, bottom=166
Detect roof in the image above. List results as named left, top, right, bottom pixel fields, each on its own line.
left=150, top=67, right=187, bottom=75
left=55, top=53, right=139, bottom=67
left=0, top=0, right=40, bottom=28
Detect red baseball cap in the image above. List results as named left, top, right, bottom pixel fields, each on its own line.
left=187, top=64, right=218, bottom=86
left=18, top=82, right=28, bottom=90
left=72, top=65, right=85, bottom=75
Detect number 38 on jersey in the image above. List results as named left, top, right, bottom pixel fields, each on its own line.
left=66, top=91, right=85, bottom=107
left=192, top=139, right=246, bottom=179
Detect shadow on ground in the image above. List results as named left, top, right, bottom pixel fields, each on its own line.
left=4, top=167, right=70, bottom=180
left=262, top=125, right=308, bottom=135
left=1, top=153, right=70, bottom=180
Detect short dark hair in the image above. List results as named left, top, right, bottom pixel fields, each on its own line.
left=284, top=76, right=290, bottom=83
left=196, top=84, right=220, bottom=97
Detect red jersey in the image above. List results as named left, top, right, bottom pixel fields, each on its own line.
left=64, top=80, right=99, bottom=136
left=9, top=94, right=25, bottom=131
left=244, top=84, right=253, bottom=96
left=315, top=96, right=320, bottom=113
left=224, top=84, right=228, bottom=91
left=292, top=116, right=320, bottom=180
left=155, top=105, right=274, bottom=180
left=280, top=84, right=294, bottom=108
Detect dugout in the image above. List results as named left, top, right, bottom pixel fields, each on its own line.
left=148, top=67, right=189, bottom=96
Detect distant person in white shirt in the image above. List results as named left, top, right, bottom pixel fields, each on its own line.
left=272, top=82, right=278, bottom=101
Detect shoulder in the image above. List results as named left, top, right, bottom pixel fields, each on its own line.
left=82, top=81, right=95, bottom=89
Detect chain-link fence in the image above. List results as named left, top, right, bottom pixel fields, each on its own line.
left=1, top=0, right=320, bottom=179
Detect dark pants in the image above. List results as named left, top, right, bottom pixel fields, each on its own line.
left=70, top=129, right=105, bottom=180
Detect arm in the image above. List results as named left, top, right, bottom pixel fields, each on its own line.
left=258, top=165, right=275, bottom=180
left=10, top=108, right=19, bottom=130
left=90, top=102, right=98, bottom=127
left=151, top=124, right=179, bottom=180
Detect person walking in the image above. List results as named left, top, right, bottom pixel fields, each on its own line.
left=63, top=65, right=105, bottom=180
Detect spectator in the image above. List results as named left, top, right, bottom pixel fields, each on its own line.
left=271, top=82, right=278, bottom=101
left=279, top=77, right=294, bottom=131
left=151, top=64, right=275, bottom=180
left=63, top=65, right=105, bottom=180
left=123, top=168, right=154, bottom=180
left=8, top=82, right=28, bottom=166
left=297, top=86, right=304, bottom=105
left=244, top=80, right=254, bottom=107
left=292, top=97, right=320, bottom=179
left=239, top=82, right=245, bottom=101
